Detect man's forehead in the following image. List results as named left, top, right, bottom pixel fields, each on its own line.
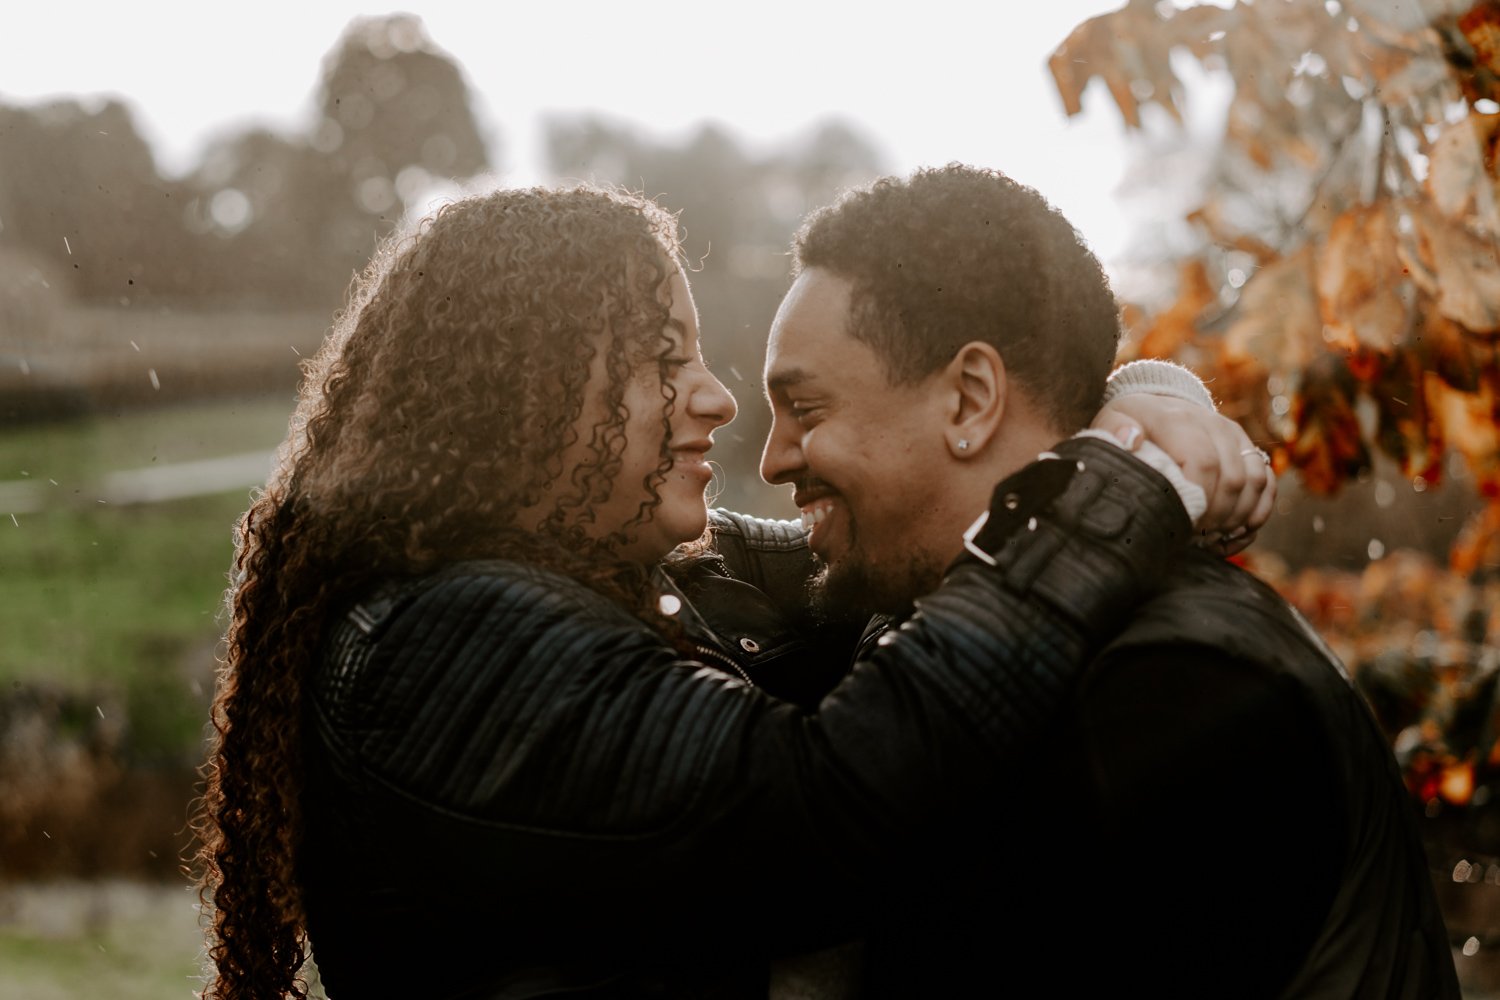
left=763, top=269, right=853, bottom=383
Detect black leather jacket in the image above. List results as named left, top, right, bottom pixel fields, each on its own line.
left=858, top=550, right=1459, bottom=999
left=296, top=440, right=1196, bottom=998
left=656, top=509, right=869, bottom=709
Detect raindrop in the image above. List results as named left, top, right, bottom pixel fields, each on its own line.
left=18, top=358, right=29, bottom=376
left=210, top=189, right=252, bottom=234
left=96, top=705, right=104, bottom=719
left=130, top=340, right=140, bottom=352
left=1374, top=481, right=1395, bottom=508
left=1228, top=268, right=1247, bottom=288
left=388, top=16, right=423, bottom=51
left=657, top=594, right=682, bottom=616
left=42, top=830, right=50, bottom=839
left=395, top=165, right=432, bottom=205
left=8, top=514, right=17, bottom=527
left=63, top=236, right=72, bottom=255
left=1271, top=395, right=1290, bottom=417
left=1312, top=516, right=1325, bottom=533
left=357, top=176, right=397, bottom=215
left=1465, top=937, right=1481, bottom=957
left=1367, top=538, right=1385, bottom=560
left=148, top=369, right=160, bottom=391
left=1412, top=476, right=1428, bottom=494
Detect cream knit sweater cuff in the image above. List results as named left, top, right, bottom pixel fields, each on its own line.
left=1101, top=359, right=1216, bottom=411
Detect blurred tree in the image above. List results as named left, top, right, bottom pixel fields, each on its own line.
left=0, top=14, right=491, bottom=311
left=177, top=128, right=330, bottom=304
left=304, top=13, right=491, bottom=291
left=0, top=99, right=185, bottom=303
left=1051, top=0, right=1500, bottom=565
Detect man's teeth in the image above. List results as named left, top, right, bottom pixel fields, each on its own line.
left=800, top=502, right=834, bottom=531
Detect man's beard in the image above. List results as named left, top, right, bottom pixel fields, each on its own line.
left=807, top=521, right=946, bottom=619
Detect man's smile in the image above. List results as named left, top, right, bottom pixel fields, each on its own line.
left=796, top=490, right=844, bottom=556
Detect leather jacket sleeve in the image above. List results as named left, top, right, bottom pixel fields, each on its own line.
left=307, top=438, right=1189, bottom=935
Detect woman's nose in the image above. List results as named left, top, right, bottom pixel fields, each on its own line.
left=690, top=369, right=737, bottom=428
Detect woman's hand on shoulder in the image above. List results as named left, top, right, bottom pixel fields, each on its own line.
left=1092, top=394, right=1276, bottom=557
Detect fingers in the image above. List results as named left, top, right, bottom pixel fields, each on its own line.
left=1090, top=410, right=1145, bottom=451
left=1245, top=460, right=1277, bottom=533
left=1195, top=444, right=1277, bottom=555
left=1218, top=528, right=1258, bottom=558
left=1092, top=393, right=1278, bottom=552
left=1211, top=443, right=1266, bottom=535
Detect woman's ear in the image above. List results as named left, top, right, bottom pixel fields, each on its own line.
left=943, top=341, right=1007, bottom=460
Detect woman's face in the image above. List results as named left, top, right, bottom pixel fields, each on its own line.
left=542, top=266, right=737, bottom=563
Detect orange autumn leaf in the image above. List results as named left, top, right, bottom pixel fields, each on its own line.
left=1450, top=500, right=1500, bottom=576
left=1187, top=202, right=1278, bottom=262
left=1138, top=259, right=1217, bottom=359
left=1224, top=247, right=1324, bottom=372
left=1373, top=349, right=1445, bottom=481
left=1398, top=201, right=1500, bottom=334
left=1317, top=204, right=1411, bottom=354
left=1048, top=0, right=1233, bottom=128
left=1050, top=7, right=1153, bottom=128
left=1349, top=19, right=1453, bottom=112
left=1461, top=1, right=1500, bottom=77
left=1431, top=374, right=1500, bottom=496
left=1427, top=113, right=1500, bottom=232
left=1416, top=308, right=1489, bottom=392
left=1440, top=759, right=1476, bottom=805
left=1288, top=355, right=1372, bottom=494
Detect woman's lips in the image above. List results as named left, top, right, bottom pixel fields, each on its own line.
left=671, top=448, right=713, bottom=478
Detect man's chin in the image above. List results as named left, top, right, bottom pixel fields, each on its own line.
left=809, top=555, right=920, bottom=620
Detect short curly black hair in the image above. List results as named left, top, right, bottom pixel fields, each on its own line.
left=792, top=164, right=1120, bottom=432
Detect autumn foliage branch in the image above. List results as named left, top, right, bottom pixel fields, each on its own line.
left=1052, top=0, right=1500, bottom=573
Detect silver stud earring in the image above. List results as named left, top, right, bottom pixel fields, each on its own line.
left=957, top=439, right=970, bottom=451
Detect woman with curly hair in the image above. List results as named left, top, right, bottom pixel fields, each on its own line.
left=195, top=183, right=1250, bottom=999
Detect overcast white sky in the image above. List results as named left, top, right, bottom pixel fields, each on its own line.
left=0, top=0, right=1226, bottom=268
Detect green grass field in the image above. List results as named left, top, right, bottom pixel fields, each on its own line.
left=0, top=396, right=295, bottom=757
left=0, top=881, right=207, bottom=1000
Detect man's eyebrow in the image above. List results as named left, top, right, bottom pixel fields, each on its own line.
left=764, top=368, right=813, bottom=396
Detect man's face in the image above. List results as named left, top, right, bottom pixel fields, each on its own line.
left=760, top=268, right=952, bottom=615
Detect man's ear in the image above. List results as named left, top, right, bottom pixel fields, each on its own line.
left=942, top=341, right=1006, bottom=459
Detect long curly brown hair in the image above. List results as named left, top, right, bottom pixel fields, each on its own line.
left=193, top=185, right=687, bottom=999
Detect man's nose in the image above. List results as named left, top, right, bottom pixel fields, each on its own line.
left=759, top=413, right=802, bottom=486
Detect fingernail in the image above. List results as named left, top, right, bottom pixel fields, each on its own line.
left=1225, top=526, right=1249, bottom=540
left=1115, top=426, right=1140, bottom=450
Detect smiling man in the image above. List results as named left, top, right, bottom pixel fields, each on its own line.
left=757, top=165, right=1457, bottom=996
